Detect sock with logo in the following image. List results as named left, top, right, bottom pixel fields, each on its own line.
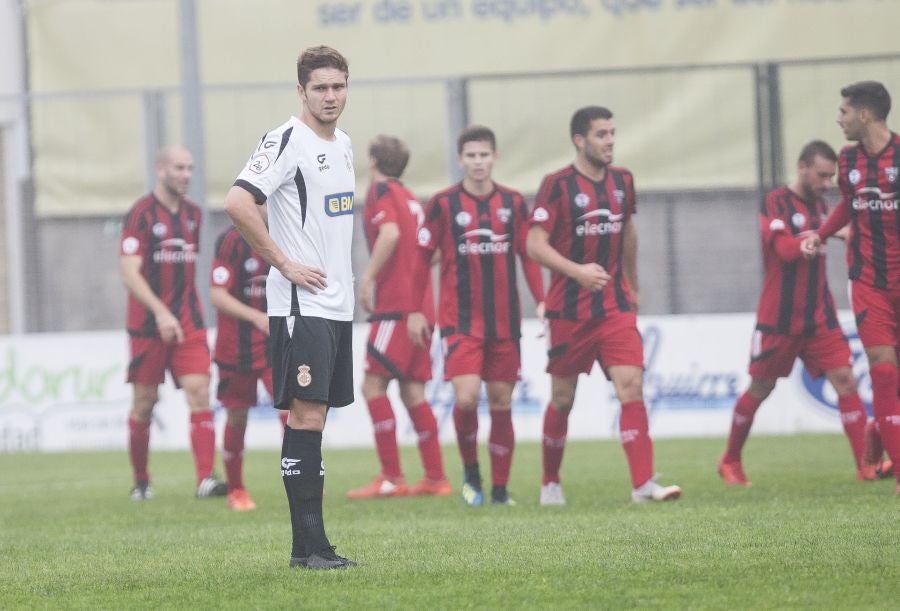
left=870, top=363, right=900, bottom=481
left=837, top=393, right=867, bottom=468
left=282, top=426, right=329, bottom=557
left=189, top=411, right=216, bottom=484
left=367, top=395, right=402, bottom=479
left=541, top=404, right=569, bottom=485
left=453, top=405, right=479, bottom=467
left=488, top=409, right=514, bottom=487
left=619, top=401, right=654, bottom=489
left=128, top=417, right=151, bottom=483
left=223, top=422, right=246, bottom=491
left=723, top=392, right=763, bottom=463
left=408, top=402, right=446, bottom=481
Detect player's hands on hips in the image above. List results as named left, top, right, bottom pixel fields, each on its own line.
left=281, top=260, right=327, bottom=293
left=407, top=311, right=431, bottom=348
left=252, top=311, right=270, bottom=336
left=155, top=309, right=184, bottom=343
left=574, top=263, right=610, bottom=292
left=357, top=275, right=375, bottom=313
left=800, top=233, right=822, bottom=260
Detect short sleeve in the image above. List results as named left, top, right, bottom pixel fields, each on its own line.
left=120, top=209, right=148, bottom=257
left=417, top=197, right=445, bottom=254
left=530, top=175, right=560, bottom=233
left=211, top=235, right=237, bottom=291
left=234, top=128, right=296, bottom=204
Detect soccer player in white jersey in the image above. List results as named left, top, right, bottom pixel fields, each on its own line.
left=224, top=45, right=356, bottom=570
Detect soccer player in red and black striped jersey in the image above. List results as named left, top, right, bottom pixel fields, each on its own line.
left=409, top=125, right=545, bottom=506
left=719, top=141, right=869, bottom=487
left=802, top=81, right=900, bottom=492
left=119, top=145, right=225, bottom=501
left=345, top=135, right=450, bottom=500
left=527, top=106, right=681, bottom=505
left=211, top=226, right=286, bottom=511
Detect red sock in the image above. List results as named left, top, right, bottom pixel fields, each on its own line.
left=864, top=419, right=883, bottom=465
left=408, top=402, right=445, bottom=481
left=367, top=395, right=402, bottom=479
left=488, top=410, right=514, bottom=487
left=837, top=393, right=867, bottom=468
left=723, top=392, right=763, bottom=463
left=620, top=401, right=654, bottom=489
left=223, top=423, right=246, bottom=491
left=189, top=411, right=216, bottom=485
left=870, top=363, right=900, bottom=481
left=128, top=417, right=151, bottom=483
left=541, top=404, right=569, bottom=485
left=453, top=405, right=479, bottom=466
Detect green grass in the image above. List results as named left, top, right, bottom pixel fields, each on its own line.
left=1, top=435, right=897, bottom=609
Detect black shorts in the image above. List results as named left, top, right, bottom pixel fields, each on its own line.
left=269, top=315, right=354, bottom=409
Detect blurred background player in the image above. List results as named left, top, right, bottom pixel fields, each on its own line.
left=718, top=140, right=869, bottom=487
left=346, top=135, right=451, bottom=499
left=211, top=225, right=288, bottom=511
left=802, top=81, right=900, bottom=494
left=119, top=145, right=226, bottom=501
left=527, top=106, right=681, bottom=505
left=409, top=125, right=545, bottom=506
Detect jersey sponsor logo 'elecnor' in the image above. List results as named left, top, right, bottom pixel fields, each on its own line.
left=574, top=208, right=624, bottom=237
left=281, top=457, right=301, bottom=476
left=852, top=186, right=899, bottom=211
left=457, top=228, right=511, bottom=255
left=153, top=239, right=198, bottom=263
left=324, top=192, right=354, bottom=217
left=243, top=275, right=267, bottom=299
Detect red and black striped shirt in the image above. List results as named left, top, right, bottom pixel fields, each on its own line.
left=211, top=227, right=270, bottom=371
left=418, top=182, right=544, bottom=340
left=826, top=133, right=900, bottom=290
left=755, top=186, right=839, bottom=336
left=120, top=194, right=204, bottom=337
left=530, top=165, right=635, bottom=321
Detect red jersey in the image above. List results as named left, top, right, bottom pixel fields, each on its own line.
left=755, top=186, right=839, bottom=336
left=835, top=133, right=900, bottom=290
left=120, top=193, right=204, bottom=337
left=363, top=179, right=434, bottom=320
left=418, top=182, right=544, bottom=340
left=211, top=227, right=270, bottom=371
left=530, top=165, right=636, bottom=321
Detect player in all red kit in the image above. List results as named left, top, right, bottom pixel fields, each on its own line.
left=120, top=145, right=226, bottom=501
left=408, top=126, right=545, bottom=506
left=527, top=106, right=681, bottom=505
left=211, top=226, right=288, bottom=511
left=802, top=81, right=900, bottom=493
left=346, top=135, right=451, bottom=499
left=718, top=141, right=870, bottom=487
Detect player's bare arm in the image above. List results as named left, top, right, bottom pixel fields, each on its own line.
left=622, top=218, right=639, bottom=311
left=224, top=186, right=327, bottom=293
left=119, top=254, right=183, bottom=343
left=800, top=233, right=822, bottom=259
left=358, top=221, right=400, bottom=312
left=526, top=225, right=610, bottom=292
left=210, top=286, right=269, bottom=335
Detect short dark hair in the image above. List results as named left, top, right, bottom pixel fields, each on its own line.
left=457, top=125, right=496, bottom=154
left=841, top=80, right=891, bottom=121
left=369, top=135, right=410, bottom=178
left=297, top=45, right=349, bottom=87
left=570, top=106, right=613, bottom=138
left=798, top=140, right=837, bottom=165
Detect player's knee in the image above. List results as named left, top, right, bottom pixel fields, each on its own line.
left=748, top=378, right=776, bottom=400
left=827, top=368, right=857, bottom=396
left=455, top=392, right=480, bottom=412
left=226, top=409, right=249, bottom=429
left=615, top=377, right=644, bottom=404
left=551, top=390, right=575, bottom=412
left=131, top=386, right=158, bottom=419
left=361, top=375, right=388, bottom=401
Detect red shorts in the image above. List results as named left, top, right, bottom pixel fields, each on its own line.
left=364, top=317, right=432, bottom=382
left=442, top=334, right=520, bottom=382
left=546, top=313, right=643, bottom=377
left=849, top=281, right=900, bottom=350
left=217, top=367, right=274, bottom=410
left=127, top=329, right=211, bottom=386
left=748, top=326, right=852, bottom=379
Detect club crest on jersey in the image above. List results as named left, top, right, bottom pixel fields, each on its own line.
left=848, top=169, right=861, bottom=185
left=152, top=222, right=167, bottom=238
left=249, top=152, right=271, bottom=174
left=791, top=213, right=806, bottom=229
left=886, top=167, right=898, bottom=184
left=297, top=365, right=312, bottom=388
left=574, top=193, right=590, bottom=208
left=456, top=211, right=472, bottom=227
left=244, top=258, right=259, bottom=273
left=613, top=189, right=625, bottom=205
left=496, top=208, right=512, bottom=223
left=325, top=192, right=354, bottom=216
left=187, top=220, right=197, bottom=232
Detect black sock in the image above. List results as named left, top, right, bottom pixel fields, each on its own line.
left=491, top=485, right=508, bottom=503
left=282, top=427, right=330, bottom=557
left=464, top=462, right=482, bottom=489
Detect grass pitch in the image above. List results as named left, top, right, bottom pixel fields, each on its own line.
left=1, top=434, right=897, bottom=609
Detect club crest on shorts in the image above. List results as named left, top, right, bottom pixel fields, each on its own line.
left=297, top=364, right=312, bottom=387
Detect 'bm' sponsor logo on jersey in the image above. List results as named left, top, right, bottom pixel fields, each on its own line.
left=325, top=192, right=354, bottom=217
